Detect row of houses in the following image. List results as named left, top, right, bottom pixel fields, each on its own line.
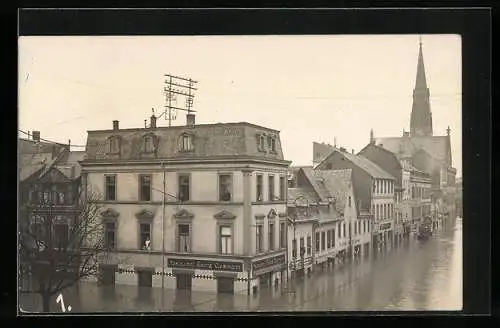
left=19, top=113, right=456, bottom=298
left=18, top=41, right=459, bottom=300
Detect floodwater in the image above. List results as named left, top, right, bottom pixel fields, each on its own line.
left=19, top=218, right=462, bottom=313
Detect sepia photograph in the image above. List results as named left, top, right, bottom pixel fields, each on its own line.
left=18, top=33, right=463, bottom=313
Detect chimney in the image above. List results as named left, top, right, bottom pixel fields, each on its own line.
left=113, top=120, right=119, bottom=130
left=403, top=130, right=410, bottom=137
left=32, top=131, right=40, bottom=142
left=186, top=113, right=196, bottom=126
left=27, top=131, right=31, bottom=139
left=339, top=147, right=346, bottom=152
left=351, top=149, right=355, bottom=154
left=370, top=128, right=374, bottom=144
left=150, top=114, right=157, bottom=128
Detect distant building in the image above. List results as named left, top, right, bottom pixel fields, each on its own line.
left=372, top=40, right=457, bottom=219
left=18, top=132, right=84, bottom=291
left=314, top=147, right=393, bottom=252
left=81, top=114, right=291, bottom=296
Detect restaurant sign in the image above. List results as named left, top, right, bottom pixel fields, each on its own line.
left=167, top=258, right=243, bottom=272
left=252, top=254, right=286, bottom=271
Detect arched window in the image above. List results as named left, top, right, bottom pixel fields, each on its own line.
left=108, top=136, right=121, bottom=154
left=143, top=135, right=154, bottom=153
left=180, top=133, right=194, bottom=152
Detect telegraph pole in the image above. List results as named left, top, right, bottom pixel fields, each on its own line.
left=163, top=74, right=198, bottom=127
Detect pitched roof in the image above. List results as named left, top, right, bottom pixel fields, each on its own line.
left=19, top=163, right=45, bottom=182
left=84, top=122, right=287, bottom=162
left=321, top=149, right=395, bottom=180
left=287, top=187, right=320, bottom=205
left=375, top=135, right=449, bottom=163
left=311, top=169, right=353, bottom=213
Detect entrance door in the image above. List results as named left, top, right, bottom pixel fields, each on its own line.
left=137, top=270, right=152, bottom=300
left=217, top=277, right=234, bottom=294
left=176, top=273, right=192, bottom=290
left=259, top=272, right=271, bottom=287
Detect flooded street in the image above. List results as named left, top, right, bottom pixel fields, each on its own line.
left=20, top=218, right=462, bottom=313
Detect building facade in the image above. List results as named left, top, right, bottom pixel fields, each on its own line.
left=81, top=115, right=291, bottom=296
left=313, top=147, right=389, bottom=253
left=18, top=132, right=85, bottom=292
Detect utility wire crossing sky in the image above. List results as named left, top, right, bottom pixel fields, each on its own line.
left=18, top=35, right=462, bottom=176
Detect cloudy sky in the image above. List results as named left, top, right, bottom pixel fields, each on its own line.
left=18, top=35, right=462, bottom=176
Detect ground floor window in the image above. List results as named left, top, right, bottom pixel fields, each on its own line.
left=217, top=277, right=235, bottom=294
left=176, top=273, right=192, bottom=290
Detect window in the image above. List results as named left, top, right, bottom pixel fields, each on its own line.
left=220, top=226, right=232, bottom=254
left=343, top=223, right=346, bottom=237
left=327, top=230, right=331, bottom=248
left=177, top=224, right=191, bottom=252
left=109, top=137, right=120, bottom=154
left=268, top=222, right=275, bottom=251
left=270, top=138, right=276, bottom=152
left=182, top=134, right=193, bottom=152
left=292, top=238, right=297, bottom=258
left=299, top=237, right=305, bottom=257
left=354, top=221, right=358, bottom=235
left=268, top=175, right=275, bottom=201
left=315, top=232, right=320, bottom=252
left=139, top=175, right=151, bottom=201
left=144, top=136, right=154, bottom=153
left=332, top=229, right=335, bottom=247
left=178, top=175, right=190, bottom=202
left=105, top=176, right=116, bottom=201
left=256, top=224, right=263, bottom=253
left=373, top=181, right=376, bottom=192
left=348, top=196, right=352, bottom=207
left=54, top=223, right=68, bottom=248
left=338, top=224, right=341, bottom=238
left=348, top=223, right=351, bottom=238
left=139, top=223, right=151, bottom=250
left=31, top=223, right=43, bottom=244
left=279, top=222, right=286, bottom=248
left=219, top=174, right=232, bottom=201
left=280, top=176, right=286, bottom=201
left=105, top=222, right=116, bottom=250
left=256, top=175, right=263, bottom=201
left=307, top=236, right=312, bottom=255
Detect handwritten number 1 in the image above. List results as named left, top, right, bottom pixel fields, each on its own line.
left=56, top=293, right=72, bottom=312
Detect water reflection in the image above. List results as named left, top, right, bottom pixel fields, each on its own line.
left=19, top=218, right=462, bottom=313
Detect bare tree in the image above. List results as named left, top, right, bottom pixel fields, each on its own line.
left=19, top=187, right=108, bottom=312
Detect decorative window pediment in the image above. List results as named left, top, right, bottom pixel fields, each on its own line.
left=254, top=214, right=265, bottom=220
left=214, top=210, right=236, bottom=220
left=174, top=208, right=194, bottom=220
left=135, top=208, right=155, bottom=220
left=101, top=208, right=120, bottom=219
left=268, top=209, right=277, bottom=219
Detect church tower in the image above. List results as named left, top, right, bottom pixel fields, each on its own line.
left=410, top=38, right=433, bottom=137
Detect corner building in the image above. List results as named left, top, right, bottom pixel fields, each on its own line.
left=81, top=115, right=291, bottom=296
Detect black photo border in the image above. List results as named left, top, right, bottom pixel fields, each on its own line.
left=7, top=6, right=492, bottom=323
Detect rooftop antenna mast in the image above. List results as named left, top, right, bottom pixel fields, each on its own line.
left=163, top=74, right=198, bottom=127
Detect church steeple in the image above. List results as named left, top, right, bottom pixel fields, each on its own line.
left=410, top=37, right=433, bottom=137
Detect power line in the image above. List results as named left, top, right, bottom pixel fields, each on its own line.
left=18, top=130, right=87, bottom=148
